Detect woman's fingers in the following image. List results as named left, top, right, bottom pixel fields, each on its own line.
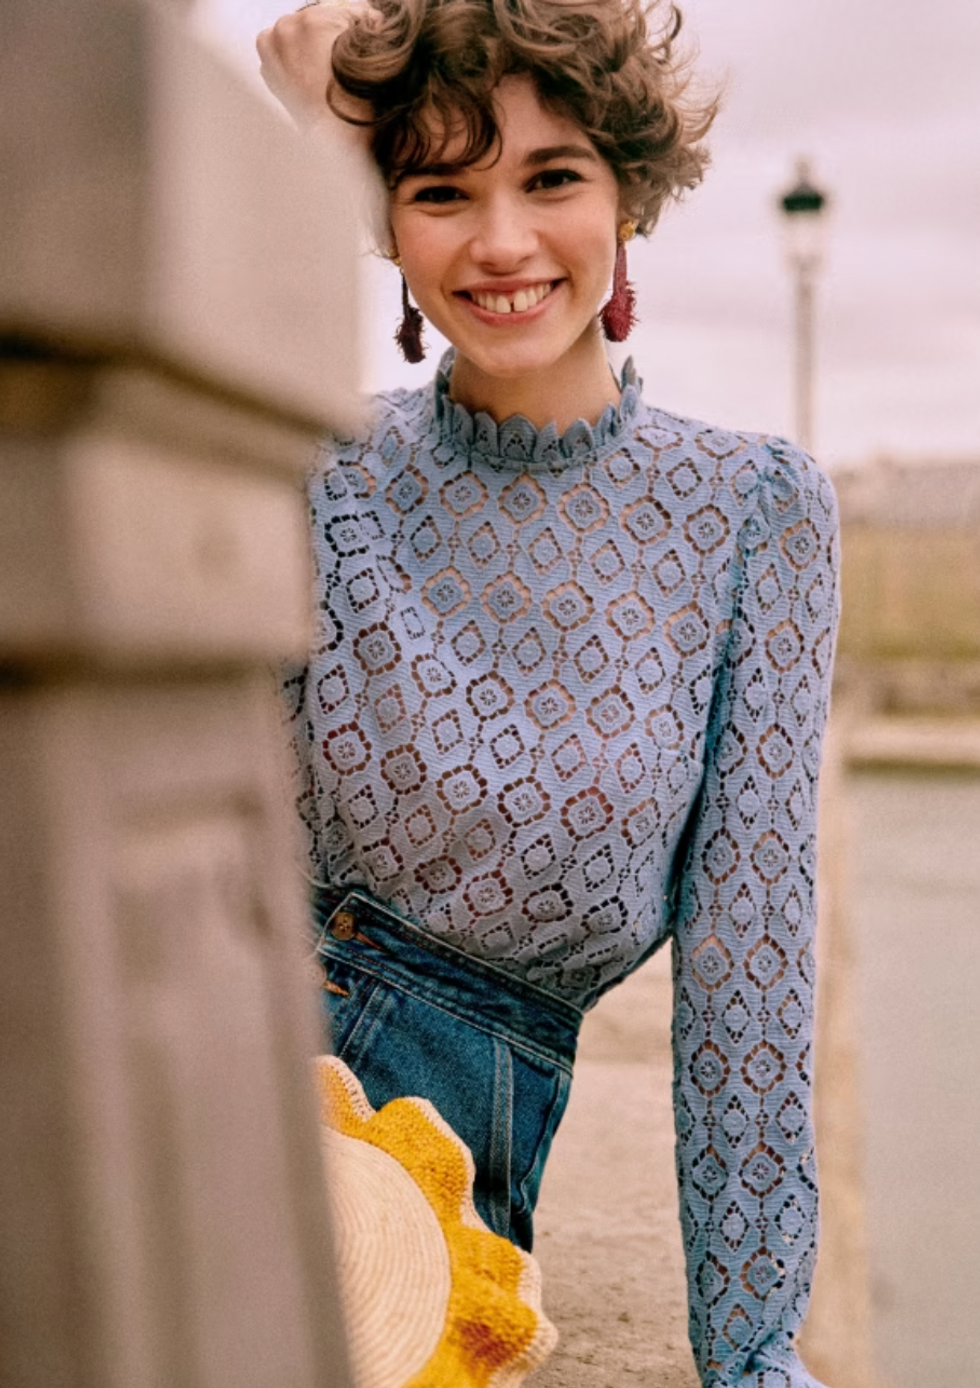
left=256, top=5, right=373, bottom=136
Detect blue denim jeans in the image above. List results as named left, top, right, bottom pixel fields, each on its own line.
left=310, top=885, right=582, bottom=1252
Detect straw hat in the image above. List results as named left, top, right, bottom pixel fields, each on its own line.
left=316, top=1056, right=558, bottom=1388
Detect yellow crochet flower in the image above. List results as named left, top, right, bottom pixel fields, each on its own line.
left=316, top=1057, right=557, bottom=1388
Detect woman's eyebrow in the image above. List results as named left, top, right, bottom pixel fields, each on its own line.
left=523, top=144, right=599, bottom=166
left=398, top=161, right=467, bottom=181
left=394, top=142, right=598, bottom=186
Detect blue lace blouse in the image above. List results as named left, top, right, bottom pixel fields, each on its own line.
left=285, top=351, right=840, bottom=1386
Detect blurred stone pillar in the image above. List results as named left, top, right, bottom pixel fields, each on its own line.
left=0, top=2, right=360, bottom=1385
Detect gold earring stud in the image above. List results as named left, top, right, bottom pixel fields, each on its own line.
left=618, top=220, right=638, bottom=244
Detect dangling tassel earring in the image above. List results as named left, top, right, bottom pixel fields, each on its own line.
left=600, top=221, right=638, bottom=342
left=392, top=257, right=426, bottom=363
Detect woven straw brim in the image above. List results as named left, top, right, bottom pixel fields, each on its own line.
left=317, top=1057, right=558, bottom=1388
left=322, top=1125, right=451, bottom=1388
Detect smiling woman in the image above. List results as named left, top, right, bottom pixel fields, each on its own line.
left=388, top=79, right=625, bottom=424
left=257, top=2, right=841, bottom=1386
left=326, top=0, right=713, bottom=421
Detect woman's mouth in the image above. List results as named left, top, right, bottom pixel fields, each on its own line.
left=461, top=281, right=558, bottom=316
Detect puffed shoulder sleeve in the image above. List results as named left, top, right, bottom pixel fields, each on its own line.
left=670, top=440, right=840, bottom=1387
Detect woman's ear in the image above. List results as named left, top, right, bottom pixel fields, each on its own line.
left=617, top=194, right=642, bottom=236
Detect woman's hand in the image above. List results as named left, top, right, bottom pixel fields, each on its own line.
left=256, top=4, right=375, bottom=143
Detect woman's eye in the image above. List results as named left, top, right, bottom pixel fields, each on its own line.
left=531, top=168, right=583, bottom=191
left=412, top=185, right=466, bottom=204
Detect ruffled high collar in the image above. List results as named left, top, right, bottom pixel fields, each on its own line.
left=430, top=349, right=641, bottom=474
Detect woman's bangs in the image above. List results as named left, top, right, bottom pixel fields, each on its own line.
left=387, top=87, right=503, bottom=182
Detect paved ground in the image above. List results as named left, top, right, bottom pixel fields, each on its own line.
left=527, top=950, right=700, bottom=1388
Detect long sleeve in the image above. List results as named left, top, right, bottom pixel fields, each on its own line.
left=670, top=441, right=840, bottom=1386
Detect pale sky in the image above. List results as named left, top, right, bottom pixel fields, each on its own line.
left=197, top=0, right=980, bottom=466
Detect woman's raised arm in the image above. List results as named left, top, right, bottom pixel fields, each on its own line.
left=256, top=3, right=375, bottom=142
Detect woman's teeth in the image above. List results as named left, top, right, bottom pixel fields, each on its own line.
left=471, top=282, right=554, bottom=315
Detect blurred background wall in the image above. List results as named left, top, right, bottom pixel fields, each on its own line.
left=819, top=459, right=980, bottom=1388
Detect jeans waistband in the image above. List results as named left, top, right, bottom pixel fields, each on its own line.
left=310, top=882, right=583, bottom=1068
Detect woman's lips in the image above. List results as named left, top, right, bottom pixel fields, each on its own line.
left=457, top=280, right=560, bottom=321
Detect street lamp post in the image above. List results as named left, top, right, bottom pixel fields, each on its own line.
left=779, top=161, right=830, bottom=454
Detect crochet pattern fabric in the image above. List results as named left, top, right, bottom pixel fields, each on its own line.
left=284, top=352, right=839, bottom=1386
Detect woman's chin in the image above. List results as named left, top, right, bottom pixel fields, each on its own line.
left=442, top=323, right=599, bottom=390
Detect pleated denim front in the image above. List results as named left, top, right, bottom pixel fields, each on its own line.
left=310, top=883, right=582, bottom=1252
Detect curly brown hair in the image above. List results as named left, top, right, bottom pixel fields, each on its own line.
left=328, top=0, right=718, bottom=233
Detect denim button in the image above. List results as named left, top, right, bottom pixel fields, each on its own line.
left=331, top=909, right=356, bottom=941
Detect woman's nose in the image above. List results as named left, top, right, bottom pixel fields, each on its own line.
left=468, top=198, right=538, bottom=269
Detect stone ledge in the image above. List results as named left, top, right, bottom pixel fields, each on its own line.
left=530, top=953, right=698, bottom=1386
left=844, top=716, right=980, bottom=772
left=531, top=1057, right=699, bottom=1388
left=0, top=391, right=313, bottom=669
left=0, top=0, right=362, bottom=432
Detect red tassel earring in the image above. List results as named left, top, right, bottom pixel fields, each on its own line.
left=393, top=258, right=426, bottom=364
left=600, top=221, right=638, bottom=342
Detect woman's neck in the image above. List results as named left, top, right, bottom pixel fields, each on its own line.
left=447, top=327, right=621, bottom=432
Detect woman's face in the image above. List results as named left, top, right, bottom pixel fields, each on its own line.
left=388, top=75, right=622, bottom=385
